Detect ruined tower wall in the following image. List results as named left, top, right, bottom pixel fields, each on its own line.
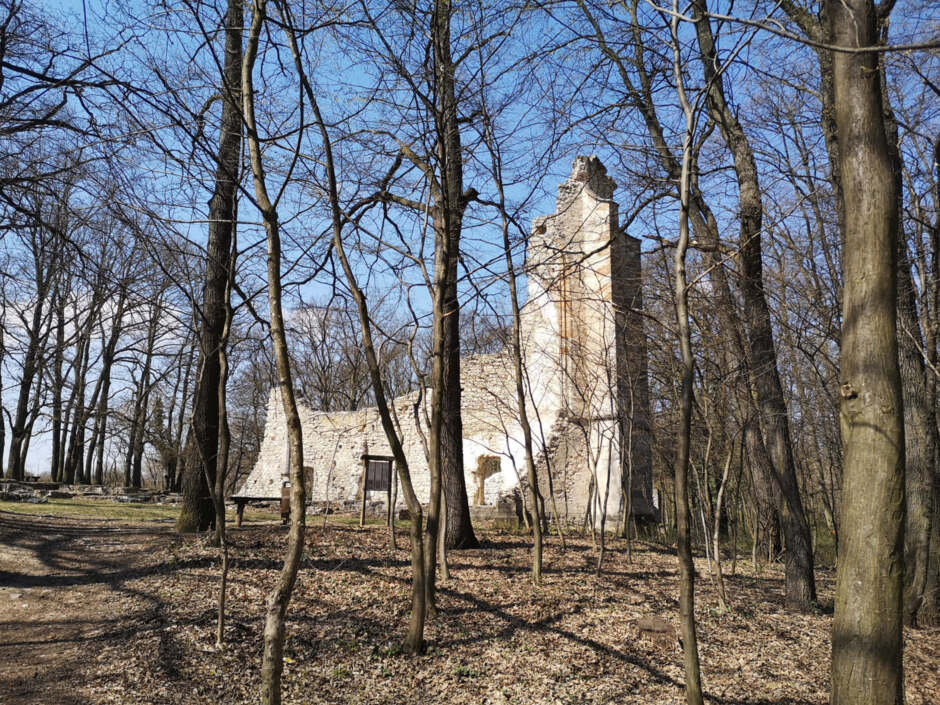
left=617, top=234, right=655, bottom=516
left=523, top=156, right=654, bottom=519
left=236, top=156, right=654, bottom=521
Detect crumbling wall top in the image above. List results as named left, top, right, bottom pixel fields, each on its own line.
left=557, top=155, right=616, bottom=207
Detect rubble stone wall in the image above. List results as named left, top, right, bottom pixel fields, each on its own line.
left=235, top=156, right=654, bottom=521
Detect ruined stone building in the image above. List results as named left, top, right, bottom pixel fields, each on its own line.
left=234, top=157, right=654, bottom=523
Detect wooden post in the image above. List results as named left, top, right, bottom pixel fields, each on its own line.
left=235, top=500, right=245, bottom=527
left=280, top=483, right=291, bottom=525
left=387, top=468, right=392, bottom=528
left=359, top=459, right=368, bottom=527
left=390, top=465, right=398, bottom=549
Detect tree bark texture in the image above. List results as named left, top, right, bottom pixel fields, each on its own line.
left=673, top=117, right=705, bottom=705
left=881, top=84, right=936, bottom=626
left=829, top=2, right=905, bottom=703
left=178, top=0, right=242, bottom=533
left=433, top=0, right=478, bottom=551
left=671, top=12, right=704, bottom=701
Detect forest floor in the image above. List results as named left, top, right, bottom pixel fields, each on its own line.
left=0, top=505, right=937, bottom=705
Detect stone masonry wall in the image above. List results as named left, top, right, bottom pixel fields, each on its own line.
left=235, top=156, right=654, bottom=522
left=237, top=351, right=547, bottom=509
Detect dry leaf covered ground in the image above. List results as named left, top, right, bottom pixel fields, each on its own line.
left=0, top=505, right=936, bottom=705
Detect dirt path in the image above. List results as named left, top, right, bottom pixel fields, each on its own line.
left=0, top=511, right=178, bottom=705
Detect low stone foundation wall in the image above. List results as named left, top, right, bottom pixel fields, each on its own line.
left=0, top=482, right=183, bottom=505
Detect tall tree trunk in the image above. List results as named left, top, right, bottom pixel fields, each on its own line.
left=131, top=305, right=160, bottom=488
left=787, top=0, right=940, bottom=625
left=275, top=0, right=427, bottom=651
left=162, top=340, right=187, bottom=490
left=7, top=259, right=47, bottom=480
left=424, top=201, right=448, bottom=614
left=89, top=292, right=125, bottom=486
left=49, top=283, right=66, bottom=482
left=213, top=231, right=235, bottom=646
left=60, top=330, right=87, bottom=484
left=482, top=119, right=543, bottom=584
left=64, top=298, right=102, bottom=484
left=177, top=0, right=243, bottom=533
left=124, top=380, right=142, bottom=486
left=829, top=2, right=905, bottom=703
left=881, top=83, right=936, bottom=626
left=434, top=0, right=478, bottom=551
left=691, top=0, right=816, bottom=609
left=671, top=22, right=704, bottom=699
left=84, top=409, right=100, bottom=484
left=172, top=335, right=197, bottom=492
left=242, top=4, right=307, bottom=703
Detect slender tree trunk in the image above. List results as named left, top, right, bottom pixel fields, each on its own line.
left=671, top=12, right=704, bottom=702
left=881, top=77, right=936, bottom=627
left=124, top=383, right=140, bottom=486
left=274, top=0, right=427, bottom=652
left=691, top=0, right=816, bottom=609
left=178, top=0, right=243, bottom=533
left=243, top=5, right=307, bottom=703
left=162, top=343, right=186, bottom=491
left=829, top=2, right=905, bottom=702
left=62, top=333, right=89, bottom=484
left=131, top=305, right=160, bottom=487
left=91, top=290, right=125, bottom=486
left=64, top=302, right=102, bottom=484
left=7, top=262, right=47, bottom=480
left=93, top=372, right=113, bottom=486
left=173, top=335, right=197, bottom=493
left=50, top=284, right=65, bottom=482
left=423, top=220, right=447, bottom=616
left=213, top=232, right=235, bottom=646
left=483, top=126, right=543, bottom=583
left=711, top=441, right=733, bottom=611
left=673, top=132, right=705, bottom=705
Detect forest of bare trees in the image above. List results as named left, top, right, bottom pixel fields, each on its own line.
left=0, top=0, right=937, bottom=703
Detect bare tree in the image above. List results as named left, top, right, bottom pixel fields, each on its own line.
left=479, top=111, right=544, bottom=584
left=273, top=0, right=440, bottom=652
left=178, top=0, right=243, bottom=534
left=6, top=213, right=58, bottom=479
left=241, top=2, right=307, bottom=702
left=670, top=5, right=705, bottom=700
left=352, top=0, right=480, bottom=552
left=828, top=1, right=906, bottom=702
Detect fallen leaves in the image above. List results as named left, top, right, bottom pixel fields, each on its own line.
left=1, top=511, right=937, bottom=705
